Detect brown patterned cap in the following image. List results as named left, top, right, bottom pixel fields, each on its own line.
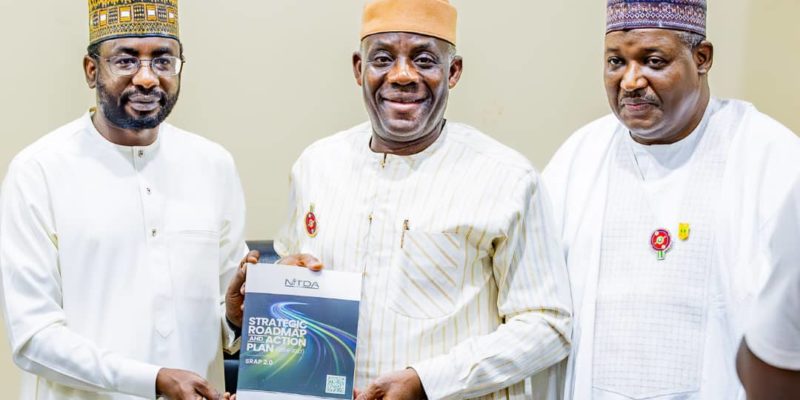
left=89, top=0, right=179, bottom=45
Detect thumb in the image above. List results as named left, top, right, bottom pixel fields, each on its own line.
left=299, top=254, right=323, bottom=271
left=195, top=381, right=220, bottom=400
left=355, top=384, right=380, bottom=400
left=245, top=249, right=260, bottom=264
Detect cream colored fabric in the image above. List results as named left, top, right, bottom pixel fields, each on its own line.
left=275, top=121, right=571, bottom=400
left=361, top=0, right=457, bottom=45
left=543, top=98, right=800, bottom=399
left=0, top=113, right=246, bottom=399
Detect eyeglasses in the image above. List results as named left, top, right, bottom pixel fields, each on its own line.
left=93, top=54, right=185, bottom=77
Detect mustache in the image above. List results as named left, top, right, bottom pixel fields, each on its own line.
left=619, top=90, right=659, bottom=105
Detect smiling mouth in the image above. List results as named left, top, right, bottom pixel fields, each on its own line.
left=380, top=97, right=428, bottom=114
left=126, top=95, right=163, bottom=112
left=383, top=97, right=427, bottom=105
left=127, top=100, right=160, bottom=112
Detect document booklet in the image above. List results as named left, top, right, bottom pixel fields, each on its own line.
left=236, top=263, right=362, bottom=400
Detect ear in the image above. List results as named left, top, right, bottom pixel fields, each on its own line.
left=448, top=56, right=463, bottom=89
left=694, top=40, right=714, bottom=75
left=84, top=55, right=98, bottom=89
left=352, top=51, right=364, bottom=87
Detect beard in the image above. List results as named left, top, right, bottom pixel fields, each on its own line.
left=97, top=80, right=179, bottom=130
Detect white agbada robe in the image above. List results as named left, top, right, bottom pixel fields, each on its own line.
left=275, top=121, right=572, bottom=400
left=542, top=98, right=800, bottom=399
left=0, top=113, right=247, bottom=399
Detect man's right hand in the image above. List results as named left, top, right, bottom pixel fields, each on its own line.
left=156, top=368, right=222, bottom=400
left=277, top=253, right=323, bottom=271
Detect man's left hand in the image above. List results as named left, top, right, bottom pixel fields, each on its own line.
left=355, top=368, right=427, bottom=400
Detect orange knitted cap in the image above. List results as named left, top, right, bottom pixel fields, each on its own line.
left=360, top=0, right=457, bottom=45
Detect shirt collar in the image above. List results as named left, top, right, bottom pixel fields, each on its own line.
left=81, top=109, right=164, bottom=156
left=624, top=98, right=718, bottom=169
left=362, top=120, right=450, bottom=165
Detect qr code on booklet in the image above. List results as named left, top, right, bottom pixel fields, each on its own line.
left=325, top=374, right=347, bottom=395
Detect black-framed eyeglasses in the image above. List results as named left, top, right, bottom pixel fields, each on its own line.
left=92, top=54, right=185, bottom=77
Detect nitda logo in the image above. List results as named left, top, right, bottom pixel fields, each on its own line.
left=285, top=278, right=320, bottom=290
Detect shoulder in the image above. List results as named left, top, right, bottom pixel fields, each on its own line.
left=7, top=116, right=88, bottom=174
left=725, top=99, right=800, bottom=151
left=552, top=114, right=619, bottom=164
left=720, top=99, right=800, bottom=222
left=294, top=122, right=371, bottom=167
left=445, top=121, right=536, bottom=176
left=543, top=114, right=619, bottom=183
left=722, top=99, right=800, bottom=175
left=439, top=123, right=552, bottom=209
left=163, top=123, right=237, bottom=167
left=541, top=114, right=619, bottom=228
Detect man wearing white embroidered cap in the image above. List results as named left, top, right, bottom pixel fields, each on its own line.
left=542, top=0, right=800, bottom=398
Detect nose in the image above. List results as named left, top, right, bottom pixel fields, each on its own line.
left=131, top=61, right=159, bottom=89
left=620, top=63, right=647, bottom=92
left=387, top=57, right=419, bottom=86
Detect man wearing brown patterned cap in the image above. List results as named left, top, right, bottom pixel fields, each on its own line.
left=0, top=1, right=248, bottom=399
left=542, top=0, right=800, bottom=398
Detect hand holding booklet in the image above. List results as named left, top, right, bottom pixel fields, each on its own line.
left=236, top=264, right=362, bottom=400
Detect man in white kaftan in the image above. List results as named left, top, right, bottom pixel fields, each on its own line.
left=262, top=1, right=572, bottom=399
left=0, top=114, right=246, bottom=399
left=545, top=98, right=800, bottom=399
left=541, top=1, right=800, bottom=399
left=0, top=1, right=247, bottom=398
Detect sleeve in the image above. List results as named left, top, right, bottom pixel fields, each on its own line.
left=541, top=135, right=575, bottom=236
left=0, top=160, right=161, bottom=397
left=411, top=172, right=573, bottom=400
left=745, top=177, right=800, bottom=370
left=273, top=160, right=303, bottom=258
left=219, top=155, right=249, bottom=353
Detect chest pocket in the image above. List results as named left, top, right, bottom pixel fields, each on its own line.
left=167, top=229, right=221, bottom=300
left=387, top=231, right=466, bottom=319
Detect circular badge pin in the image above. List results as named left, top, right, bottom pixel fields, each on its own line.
left=305, top=203, right=318, bottom=238
left=650, top=228, right=672, bottom=261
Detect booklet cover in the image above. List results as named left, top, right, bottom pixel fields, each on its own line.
left=236, top=264, right=362, bottom=400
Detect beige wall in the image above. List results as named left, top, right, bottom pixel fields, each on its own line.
left=743, top=0, right=800, bottom=126
left=1, top=0, right=798, bottom=396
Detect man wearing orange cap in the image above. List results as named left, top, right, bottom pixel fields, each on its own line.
left=0, top=1, right=247, bottom=399
left=542, top=0, right=800, bottom=398
left=266, top=0, right=572, bottom=399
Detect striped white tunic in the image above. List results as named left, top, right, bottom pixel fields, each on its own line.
left=275, top=121, right=571, bottom=400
